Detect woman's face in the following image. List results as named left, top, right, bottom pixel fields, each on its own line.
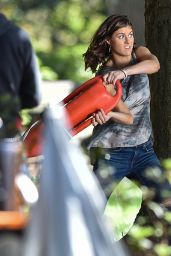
left=108, top=25, right=134, bottom=57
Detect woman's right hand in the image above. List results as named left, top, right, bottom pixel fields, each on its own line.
left=92, top=109, right=111, bottom=126
left=103, top=70, right=127, bottom=85
left=92, top=100, right=134, bottom=126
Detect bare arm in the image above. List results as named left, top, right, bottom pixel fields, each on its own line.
left=126, top=46, right=160, bottom=75
left=92, top=99, right=134, bottom=126
left=103, top=46, right=160, bottom=85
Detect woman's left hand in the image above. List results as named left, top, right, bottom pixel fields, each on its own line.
left=92, top=109, right=111, bottom=126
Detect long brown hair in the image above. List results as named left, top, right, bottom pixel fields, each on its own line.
left=83, top=14, right=133, bottom=73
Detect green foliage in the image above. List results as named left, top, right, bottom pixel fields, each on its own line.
left=20, top=109, right=33, bottom=127
left=0, top=0, right=57, bottom=10
left=162, top=158, right=171, bottom=183
left=1, top=0, right=106, bottom=83
left=129, top=225, right=155, bottom=239
left=37, top=44, right=92, bottom=83
left=40, top=66, right=58, bottom=81
left=154, top=244, right=171, bottom=256
left=20, top=109, right=41, bottom=130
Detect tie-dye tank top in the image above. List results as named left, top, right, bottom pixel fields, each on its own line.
left=88, top=58, right=152, bottom=149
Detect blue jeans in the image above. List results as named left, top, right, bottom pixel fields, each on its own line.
left=92, top=139, right=171, bottom=203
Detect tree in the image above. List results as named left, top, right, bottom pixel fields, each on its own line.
left=145, top=0, right=171, bottom=159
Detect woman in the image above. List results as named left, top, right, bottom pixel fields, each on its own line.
left=83, top=14, right=171, bottom=206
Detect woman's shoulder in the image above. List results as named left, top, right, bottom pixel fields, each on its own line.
left=133, top=45, right=152, bottom=60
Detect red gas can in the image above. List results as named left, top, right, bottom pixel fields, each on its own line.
left=23, top=76, right=122, bottom=157
left=63, top=76, right=122, bottom=135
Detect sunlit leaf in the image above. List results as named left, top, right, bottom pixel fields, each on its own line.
left=154, top=244, right=171, bottom=256
left=104, top=177, right=142, bottom=241
left=129, top=224, right=155, bottom=239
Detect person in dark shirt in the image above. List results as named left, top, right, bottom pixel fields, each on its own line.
left=0, top=12, right=41, bottom=137
left=0, top=13, right=41, bottom=210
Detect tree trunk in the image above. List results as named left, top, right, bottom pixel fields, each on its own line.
left=145, top=0, right=171, bottom=158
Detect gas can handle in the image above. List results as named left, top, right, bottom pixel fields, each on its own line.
left=62, top=76, right=103, bottom=105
